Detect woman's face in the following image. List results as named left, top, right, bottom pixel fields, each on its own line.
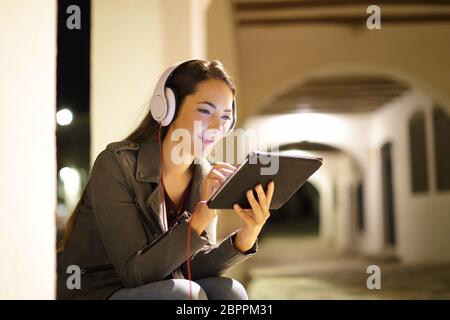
left=167, top=78, right=234, bottom=159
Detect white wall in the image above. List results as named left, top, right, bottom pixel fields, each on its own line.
left=242, top=115, right=368, bottom=248
left=206, top=0, right=240, bottom=97
left=0, top=0, right=56, bottom=299
left=236, top=21, right=450, bottom=119
left=161, top=0, right=211, bottom=63
left=206, top=5, right=450, bottom=263
left=91, top=0, right=165, bottom=161
left=242, top=87, right=450, bottom=264
left=369, top=89, right=450, bottom=263
left=244, top=113, right=371, bottom=171
left=91, top=0, right=210, bottom=162
left=308, top=151, right=362, bottom=251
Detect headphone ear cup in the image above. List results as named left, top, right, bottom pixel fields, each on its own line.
left=161, top=87, right=177, bottom=126
left=150, top=95, right=166, bottom=123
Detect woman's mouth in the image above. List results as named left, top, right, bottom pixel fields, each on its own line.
left=198, top=135, right=214, bottom=145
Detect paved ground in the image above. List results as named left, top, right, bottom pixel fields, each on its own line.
left=245, top=227, right=450, bottom=300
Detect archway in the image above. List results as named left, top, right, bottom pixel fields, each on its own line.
left=266, top=181, right=320, bottom=236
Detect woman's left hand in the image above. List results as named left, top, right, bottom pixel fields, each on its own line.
left=232, top=181, right=275, bottom=253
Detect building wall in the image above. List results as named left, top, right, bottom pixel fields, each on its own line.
left=370, top=90, right=450, bottom=263
left=236, top=22, right=450, bottom=118
left=207, top=0, right=240, bottom=97
left=91, top=0, right=210, bottom=162
left=243, top=115, right=371, bottom=249
left=0, top=0, right=57, bottom=299
left=206, top=3, right=450, bottom=263
left=309, top=151, right=362, bottom=251
left=91, top=0, right=166, bottom=160
left=241, top=89, right=450, bottom=263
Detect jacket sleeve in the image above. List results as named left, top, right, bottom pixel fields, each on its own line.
left=89, top=149, right=211, bottom=287
left=179, top=213, right=258, bottom=280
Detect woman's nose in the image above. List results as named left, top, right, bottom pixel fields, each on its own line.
left=207, top=114, right=222, bottom=131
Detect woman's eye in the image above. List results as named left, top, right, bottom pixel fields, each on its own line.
left=198, top=108, right=211, bottom=114
left=221, top=115, right=231, bottom=121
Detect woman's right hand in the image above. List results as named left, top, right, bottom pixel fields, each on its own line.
left=190, top=162, right=236, bottom=235
left=200, top=162, right=237, bottom=202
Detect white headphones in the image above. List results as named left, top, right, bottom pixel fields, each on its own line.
left=149, top=60, right=237, bottom=136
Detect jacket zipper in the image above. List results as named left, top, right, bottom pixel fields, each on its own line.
left=81, top=264, right=114, bottom=274
left=136, top=213, right=187, bottom=256
left=134, top=196, right=160, bottom=238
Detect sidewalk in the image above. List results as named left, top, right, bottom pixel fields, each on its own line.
left=245, top=230, right=450, bottom=299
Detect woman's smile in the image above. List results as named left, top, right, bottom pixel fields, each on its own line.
left=198, top=134, right=214, bottom=145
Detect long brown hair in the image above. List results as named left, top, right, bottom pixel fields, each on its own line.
left=57, top=59, right=236, bottom=252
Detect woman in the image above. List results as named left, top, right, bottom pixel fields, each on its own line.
left=56, top=59, right=275, bottom=300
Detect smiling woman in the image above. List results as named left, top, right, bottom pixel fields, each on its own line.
left=164, top=78, right=235, bottom=159
left=127, top=60, right=236, bottom=147
left=56, top=59, right=275, bottom=300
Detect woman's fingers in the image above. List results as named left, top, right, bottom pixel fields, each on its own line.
left=217, top=167, right=234, bottom=178
left=255, top=184, right=269, bottom=218
left=234, top=181, right=275, bottom=226
left=201, top=174, right=222, bottom=196
left=207, top=168, right=234, bottom=192
left=202, top=162, right=236, bottom=201
left=246, top=188, right=263, bottom=219
left=212, top=162, right=237, bottom=171
left=209, top=168, right=226, bottom=183
left=211, top=178, right=221, bottom=188
left=208, top=162, right=236, bottom=183
left=266, top=181, right=275, bottom=207
left=233, top=203, right=252, bottom=224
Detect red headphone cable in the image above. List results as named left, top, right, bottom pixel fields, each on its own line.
left=158, top=123, right=209, bottom=300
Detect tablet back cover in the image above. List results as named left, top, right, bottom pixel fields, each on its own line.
left=207, top=152, right=323, bottom=210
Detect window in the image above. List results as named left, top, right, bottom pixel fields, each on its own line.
left=356, top=182, right=364, bottom=231
left=433, top=105, right=450, bottom=191
left=408, top=111, right=429, bottom=193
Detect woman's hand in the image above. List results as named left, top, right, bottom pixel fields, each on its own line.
left=200, top=162, right=236, bottom=202
left=190, top=162, right=236, bottom=236
left=232, top=181, right=275, bottom=253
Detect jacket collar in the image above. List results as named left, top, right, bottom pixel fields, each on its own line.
left=136, top=139, right=211, bottom=216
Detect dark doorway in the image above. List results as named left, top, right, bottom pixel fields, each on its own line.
left=264, top=182, right=320, bottom=237
left=381, top=142, right=396, bottom=246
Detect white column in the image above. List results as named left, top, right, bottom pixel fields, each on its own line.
left=0, top=0, right=57, bottom=299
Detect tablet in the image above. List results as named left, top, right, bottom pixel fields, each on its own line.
left=207, top=151, right=323, bottom=210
